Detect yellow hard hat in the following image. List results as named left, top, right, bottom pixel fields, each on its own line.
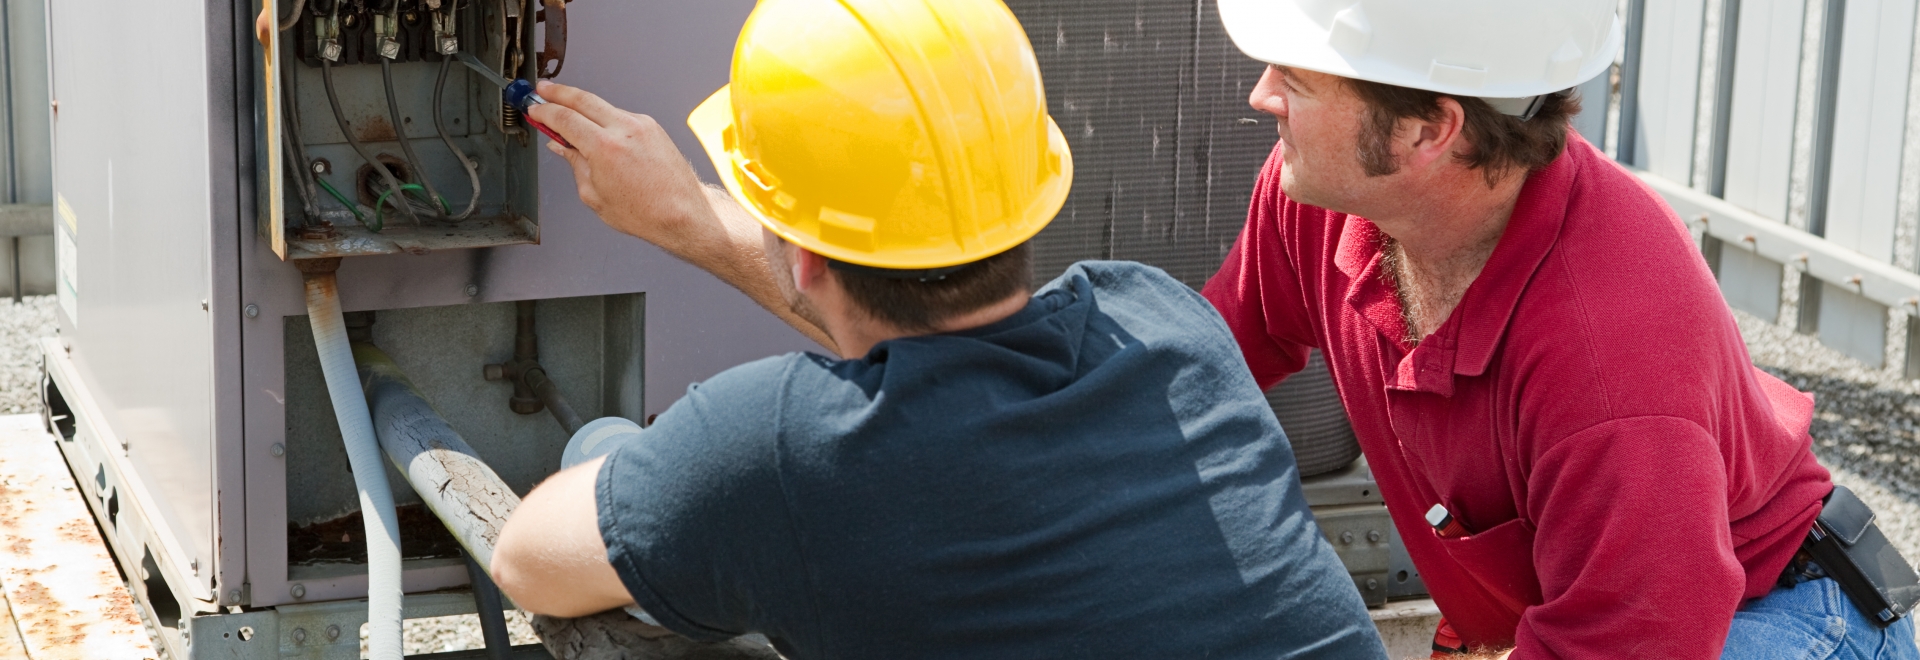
left=688, top=0, right=1074, bottom=272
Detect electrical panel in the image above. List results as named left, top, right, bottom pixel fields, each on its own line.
left=261, top=0, right=565, bottom=260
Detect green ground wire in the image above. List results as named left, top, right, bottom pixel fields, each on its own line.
left=375, top=184, right=451, bottom=230
left=312, top=177, right=368, bottom=226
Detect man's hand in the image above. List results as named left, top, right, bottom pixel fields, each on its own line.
left=527, top=82, right=724, bottom=259
left=527, top=82, right=834, bottom=350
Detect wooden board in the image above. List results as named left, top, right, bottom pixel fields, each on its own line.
left=0, top=414, right=155, bottom=659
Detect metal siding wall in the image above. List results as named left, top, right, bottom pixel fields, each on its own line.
left=1633, top=0, right=1709, bottom=181
left=1823, top=0, right=1918, bottom=263
left=1819, top=281, right=1889, bottom=364
left=1723, top=0, right=1807, bottom=221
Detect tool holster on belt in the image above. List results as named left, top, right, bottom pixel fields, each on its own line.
left=1802, top=485, right=1920, bottom=626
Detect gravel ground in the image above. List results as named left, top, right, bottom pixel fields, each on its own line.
left=1733, top=308, right=1920, bottom=559
left=0, top=297, right=54, bottom=415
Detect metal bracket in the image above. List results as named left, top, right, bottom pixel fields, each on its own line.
left=536, top=0, right=568, bottom=78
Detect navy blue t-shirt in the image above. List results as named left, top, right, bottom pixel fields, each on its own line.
left=597, top=261, right=1383, bottom=659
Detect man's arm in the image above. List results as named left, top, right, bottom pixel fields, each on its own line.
left=525, top=82, right=835, bottom=350
left=493, top=456, right=636, bottom=618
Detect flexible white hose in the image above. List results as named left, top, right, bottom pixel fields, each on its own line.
left=303, top=272, right=403, bottom=660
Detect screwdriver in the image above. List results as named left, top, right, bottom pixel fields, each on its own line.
left=456, top=53, right=574, bottom=149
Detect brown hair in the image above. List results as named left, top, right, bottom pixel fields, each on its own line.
left=1343, top=79, right=1582, bottom=184
left=835, top=242, right=1034, bottom=333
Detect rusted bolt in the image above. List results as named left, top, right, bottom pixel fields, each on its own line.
left=1846, top=274, right=1864, bottom=288
left=245, top=304, right=260, bottom=319
left=270, top=443, right=285, bottom=458
left=1741, top=234, right=1756, bottom=244
left=311, top=158, right=331, bottom=176
left=1339, top=531, right=1354, bottom=545
left=291, top=627, right=307, bottom=644
left=1367, top=530, right=1383, bottom=543
left=325, top=624, right=341, bottom=641
left=289, top=583, right=306, bottom=599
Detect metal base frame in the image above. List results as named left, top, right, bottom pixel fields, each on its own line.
left=187, top=592, right=549, bottom=660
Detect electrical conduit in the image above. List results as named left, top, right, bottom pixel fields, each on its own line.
left=301, top=262, right=403, bottom=660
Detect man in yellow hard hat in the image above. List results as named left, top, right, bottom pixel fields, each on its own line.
left=490, top=0, right=1385, bottom=657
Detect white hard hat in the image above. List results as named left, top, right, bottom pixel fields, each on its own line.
left=1218, top=0, right=1622, bottom=116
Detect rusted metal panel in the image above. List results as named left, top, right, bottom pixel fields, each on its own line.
left=0, top=414, right=156, bottom=659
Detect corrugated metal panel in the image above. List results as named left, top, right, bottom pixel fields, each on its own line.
left=1823, top=0, right=1918, bottom=264
left=1723, top=0, right=1808, bottom=222
left=1631, top=0, right=1709, bottom=181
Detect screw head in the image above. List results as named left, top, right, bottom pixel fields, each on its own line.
left=244, top=304, right=260, bottom=318
left=270, top=443, right=285, bottom=458
left=464, top=284, right=480, bottom=297
left=1367, top=530, right=1383, bottom=543
left=227, top=588, right=241, bottom=604
left=325, top=624, right=341, bottom=641
left=1339, top=531, right=1355, bottom=545
left=289, top=583, right=306, bottom=599
left=311, top=158, right=331, bottom=175
left=1365, top=578, right=1379, bottom=591
left=292, top=627, right=307, bottom=644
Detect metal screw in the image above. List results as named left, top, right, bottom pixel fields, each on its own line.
left=464, top=284, right=480, bottom=297
left=311, top=158, right=331, bottom=175
left=227, top=589, right=241, bottom=604
left=1365, top=578, right=1379, bottom=591
left=244, top=304, right=260, bottom=318
left=200, top=300, right=209, bottom=311
left=1339, top=531, right=1354, bottom=545
left=292, top=628, right=307, bottom=644
left=270, top=443, right=285, bottom=458
left=190, top=559, right=199, bottom=575
left=290, top=583, right=306, bottom=599
left=1367, top=530, right=1383, bottom=543
left=325, top=625, right=341, bottom=641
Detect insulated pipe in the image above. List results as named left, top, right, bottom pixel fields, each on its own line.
left=358, top=343, right=521, bottom=569
left=300, top=262, right=403, bottom=660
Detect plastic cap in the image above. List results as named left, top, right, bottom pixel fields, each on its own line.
left=1425, top=504, right=1451, bottom=528
left=1217, top=0, right=1622, bottom=99
left=689, top=0, right=1073, bottom=271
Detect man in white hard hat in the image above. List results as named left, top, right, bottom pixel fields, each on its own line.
left=1200, top=1, right=1919, bottom=658
left=491, top=0, right=1388, bottom=657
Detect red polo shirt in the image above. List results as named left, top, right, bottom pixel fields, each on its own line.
left=1202, top=133, right=1833, bottom=658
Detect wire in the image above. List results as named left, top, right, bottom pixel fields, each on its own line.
left=277, top=0, right=308, bottom=31
left=434, top=58, right=483, bottom=219
left=321, top=58, right=420, bottom=226
left=380, top=58, right=448, bottom=219
left=278, top=51, right=321, bottom=220
left=313, top=177, right=367, bottom=226
left=375, top=184, right=449, bottom=230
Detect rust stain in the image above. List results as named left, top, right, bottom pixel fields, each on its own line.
left=357, top=115, right=399, bottom=143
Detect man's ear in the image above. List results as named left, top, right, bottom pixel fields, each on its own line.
left=790, top=246, right=832, bottom=295
left=1403, top=96, right=1467, bottom=172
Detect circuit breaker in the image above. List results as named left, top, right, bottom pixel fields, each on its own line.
left=262, top=0, right=561, bottom=259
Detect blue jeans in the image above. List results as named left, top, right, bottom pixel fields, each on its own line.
left=1722, top=568, right=1919, bottom=659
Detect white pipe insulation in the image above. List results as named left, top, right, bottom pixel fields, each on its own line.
left=302, top=269, right=404, bottom=660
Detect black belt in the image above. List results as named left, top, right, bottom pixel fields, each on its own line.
left=1781, top=485, right=1920, bottom=626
